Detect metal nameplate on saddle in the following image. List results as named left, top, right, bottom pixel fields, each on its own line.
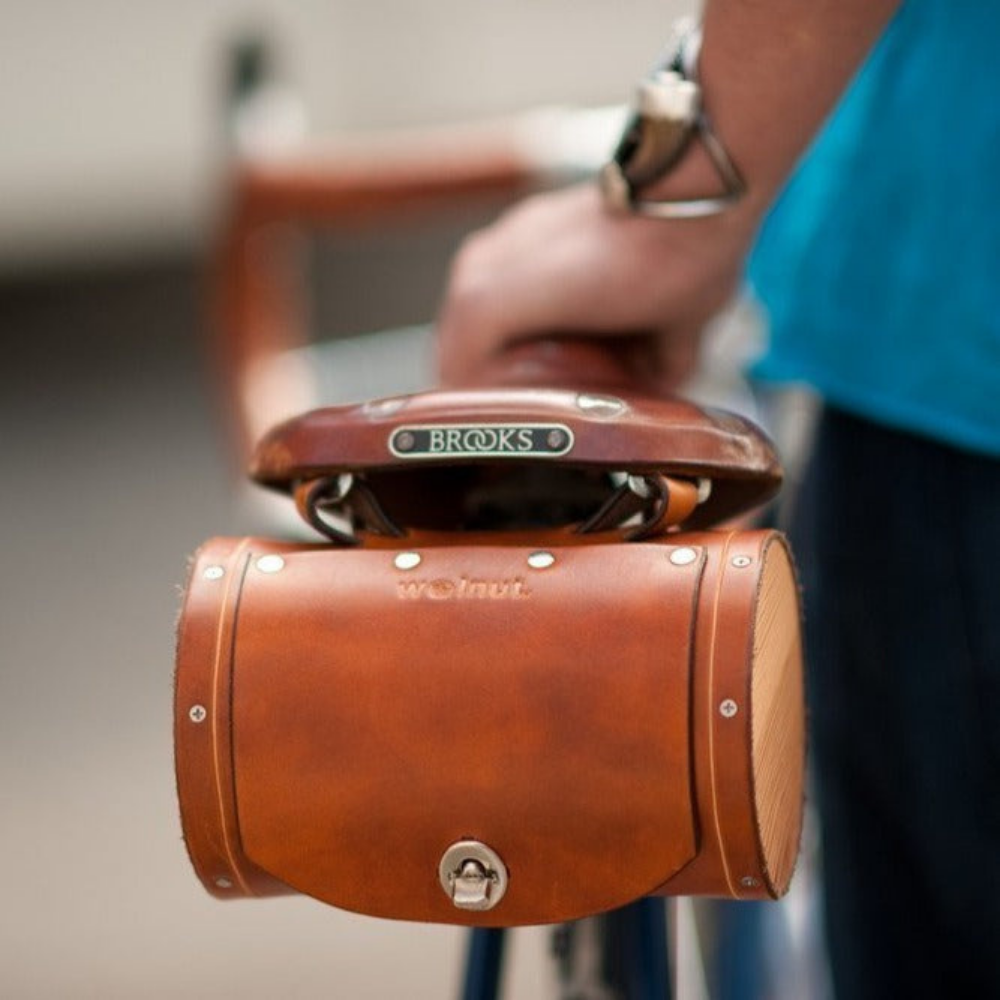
left=174, top=370, right=805, bottom=927
left=388, top=422, right=575, bottom=459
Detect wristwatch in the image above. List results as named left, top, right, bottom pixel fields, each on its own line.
left=599, top=21, right=746, bottom=218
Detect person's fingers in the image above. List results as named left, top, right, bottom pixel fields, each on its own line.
left=436, top=182, right=747, bottom=387
left=597, top=327, right=702, bottom=394
left=438, top=188, right=665, bottom=383
left=650, top=326, right=703, bottom=392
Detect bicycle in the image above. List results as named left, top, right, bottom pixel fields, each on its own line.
left=191, top=76, right=810, bottom=1000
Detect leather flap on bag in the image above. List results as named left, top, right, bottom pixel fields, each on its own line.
left=250, top=387, right=781, bottom=529
left=228, top=540, right=703, bottom=925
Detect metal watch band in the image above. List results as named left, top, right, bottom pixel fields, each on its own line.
left=600, top=21, right=746, bottom=219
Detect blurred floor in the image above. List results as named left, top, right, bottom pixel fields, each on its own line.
left=0, top=259, right=551, bottom=999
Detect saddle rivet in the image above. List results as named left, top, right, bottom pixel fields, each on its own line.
left=719, top=699, right=739, bottom=719
left=189, top=705, right=207, bottom=724
left=732, top=555, right=752, bottom=568
left=362, top=396, right=407, bottom=418
left=394, top=552, right=422, bottom=571
left=202, top=565, right=225, bottom=581
left=576, top=393, right=626, bottom=417
left=740, top=876, right=760, bottom=889
left=527, top=551, right=556, bottom=570
left=669, top=547, right=698, bottom=567
left=394, top=431, right=416, bottom=452
left=215, top=877, right=233, bottom=889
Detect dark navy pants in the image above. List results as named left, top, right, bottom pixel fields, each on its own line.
left=790, top=407, right=1000, bottom=998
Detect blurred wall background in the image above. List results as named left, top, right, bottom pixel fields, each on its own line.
left=1, top=0, right=686, bottom=272
left=0, top=2, right=696, bottom=998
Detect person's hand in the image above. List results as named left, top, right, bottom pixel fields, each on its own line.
left=436, top=183, right=759, bottom=389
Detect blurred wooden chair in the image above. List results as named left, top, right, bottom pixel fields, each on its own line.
left=212, top=84, right=625, bottom=467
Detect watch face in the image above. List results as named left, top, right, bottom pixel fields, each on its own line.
left=602, top=35, right=744, bottom=220
left=616, top=112, right=698, bottom=192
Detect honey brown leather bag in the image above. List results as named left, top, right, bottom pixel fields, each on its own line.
left=174, top=345, right=805, bottom=927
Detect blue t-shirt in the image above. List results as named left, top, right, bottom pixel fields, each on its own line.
left=747, top=0, right=1000, bottom=456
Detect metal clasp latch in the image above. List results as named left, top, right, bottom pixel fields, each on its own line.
left=439, top=840, right=509, bottom=912
left=452, top=860, right=495, bottom=909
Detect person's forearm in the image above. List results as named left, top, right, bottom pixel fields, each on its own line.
left=436, top=1, right=902, bottom=384
left=660, top=0, right=900, bottom=219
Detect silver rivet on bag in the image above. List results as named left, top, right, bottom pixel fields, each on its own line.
left=215, top=877, right=233, bottom=889
left=439, top=840, right=508, bottom=911
left=740, top=876, right=761, bottom=889
left=731, top=555, right=752, bottom=568
left=527, top=551, right=555, bottom=570
left=188, top=705, right=207, bottom=723
left=202, top=565, right=225, bottom=581
left=256, top=554, right=285, bottom=574
left=669, top=547, right=698, bottom=567
left=719, top=699, right=739, bottom=718
left=394, top=552, right=422, bottom=570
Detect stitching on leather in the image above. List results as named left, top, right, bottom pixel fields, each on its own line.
left=211, top=539, right=253, bottom=895
left=706, top=532, right=737, bottom=896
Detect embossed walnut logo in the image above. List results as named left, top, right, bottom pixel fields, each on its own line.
left=396, top=576, right=532, bottom=601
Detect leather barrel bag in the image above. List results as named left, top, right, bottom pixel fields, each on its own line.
left=174, top=346, right=805, bottom=927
